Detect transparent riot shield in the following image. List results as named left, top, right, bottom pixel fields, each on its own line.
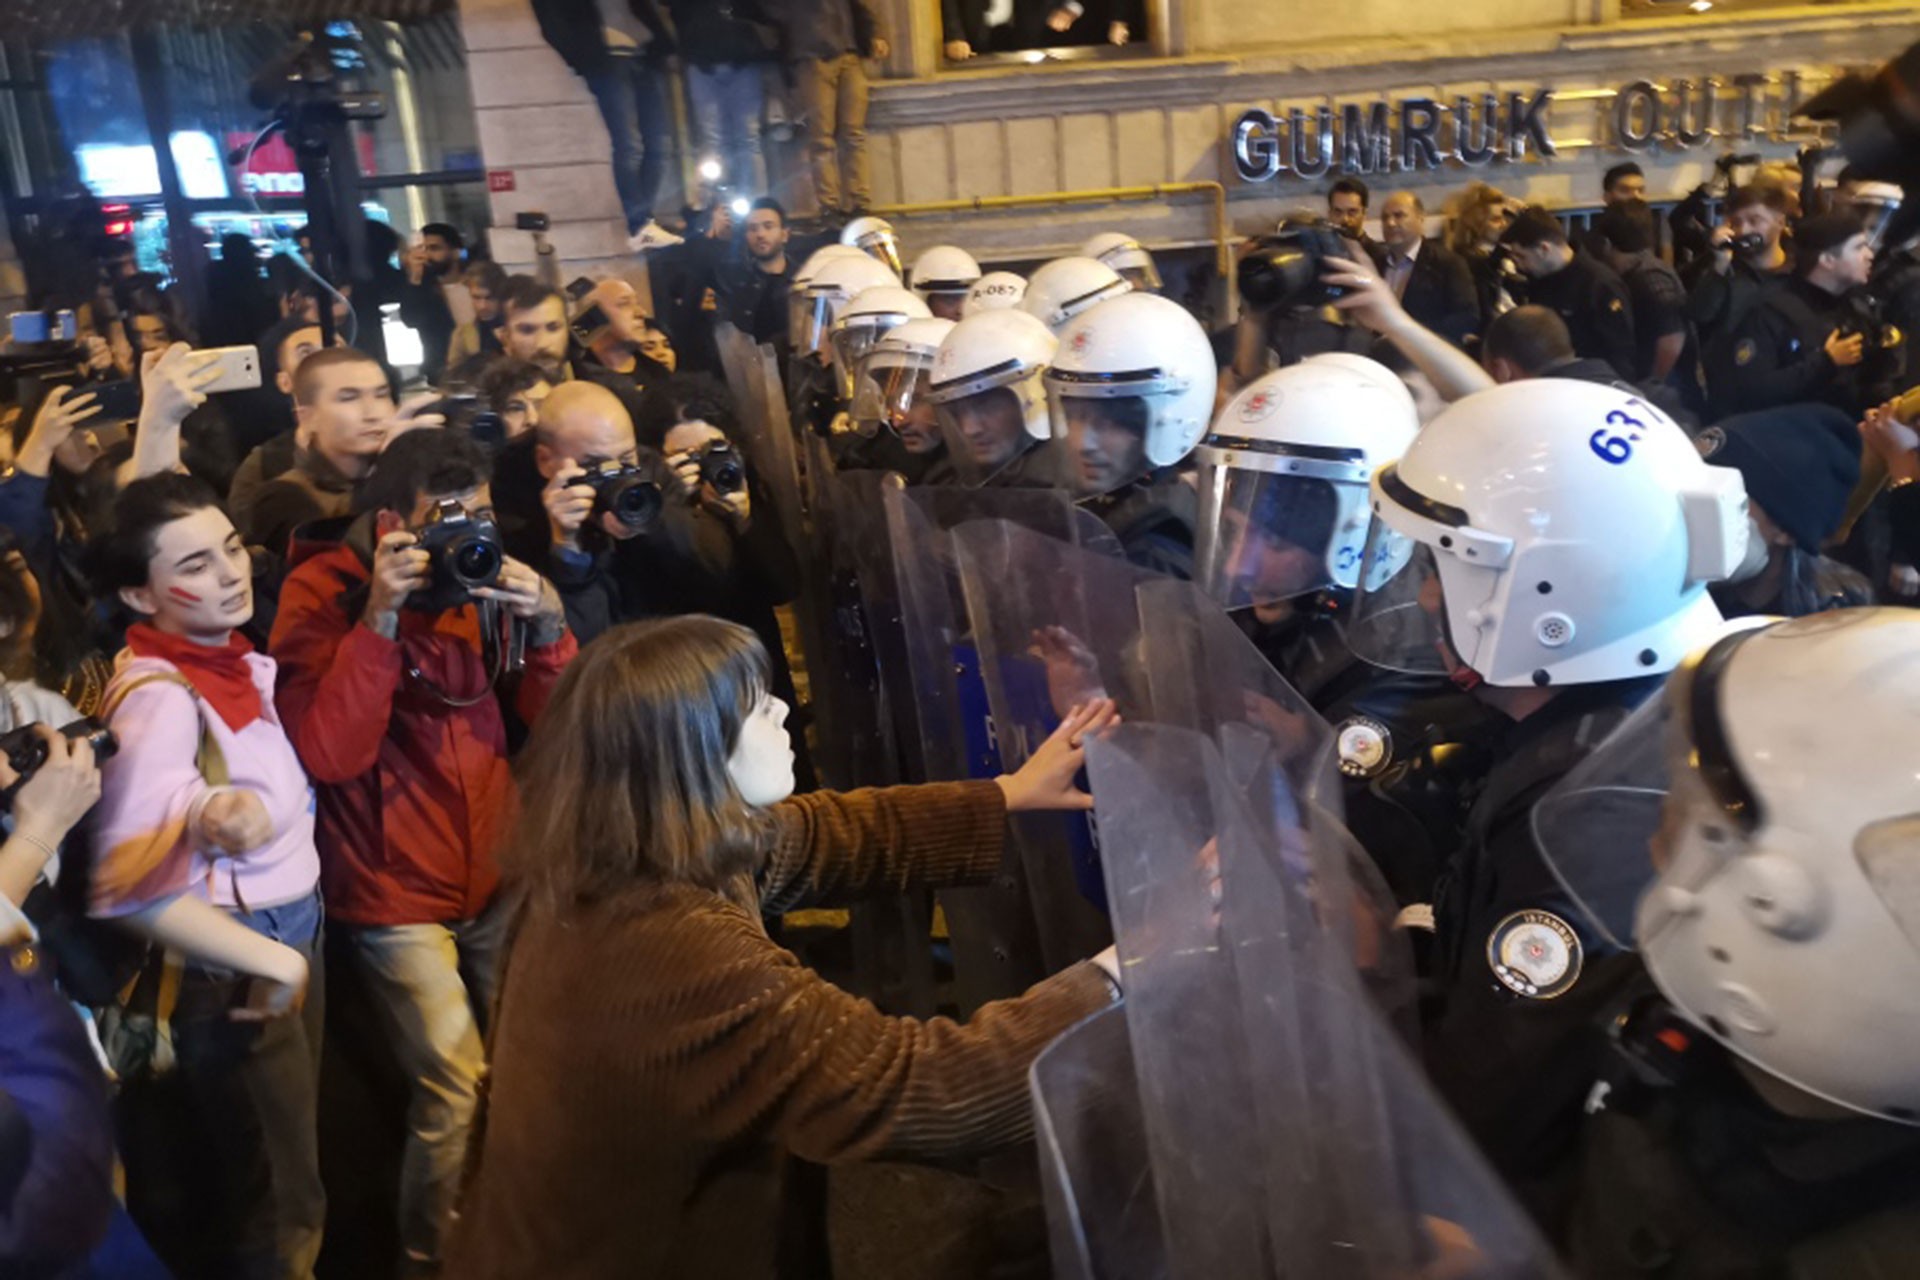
left=886, top=487, right=1120, bottom=1011
left=1031, top=1005, right=1163, bottom=1280
left=1056, top=723, right=1566, bottom=1280
left=713, top=320, right=805, bottom=565
left=953, top=518, right=1156, bottom=973
left=1081, top=723, right=1268, bottom=1279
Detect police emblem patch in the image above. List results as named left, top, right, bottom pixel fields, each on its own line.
left=1238, top=389, right=1281, bottom=423
left=1335, top=716, right=1393, bottom=779
left=1487, top=909, right=1583, bottom=999
left=1608, top=297, right=1624, bottom=314
left=1694, top=425, right=1726, bottom=459
left=1734, top=339, right=1756, bottom=367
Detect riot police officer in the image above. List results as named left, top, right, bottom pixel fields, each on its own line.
left=789, top=252, right=900, bottom=437
left=1706, top=211, right=1894, bottom=421
left=1019, top=256, right=1132, bottom=335
left=925, top=307, right=1064, bottom=488
left=1500, top=205, right=1638, bottom=380
left=1197, top=356, right=1499, bottom=907
left=1345, top=377, right=1749, bottom=1210
left=1535, top=610, right=1920, bottom=1276
left=908, top=244, right=981, bottom=321
left=1041, top=291, right=1213, bottom=575
left=1079, top=231, right=1163, bottom=294
left=836, top=315, right=954, bottom=482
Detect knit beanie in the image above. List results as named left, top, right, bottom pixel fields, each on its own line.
left=1695, top=405, right=1861, bottom=551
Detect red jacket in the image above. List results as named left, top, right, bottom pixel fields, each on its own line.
left=268, top=542, right=577, bottom=928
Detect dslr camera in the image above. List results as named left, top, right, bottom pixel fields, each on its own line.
left=1239, top=221, right=1353, bottom=313
left=411, top=499, right=504, bottom=608
left=691, top=441, right=746, bottom=496
left=580, top=456, right=666, bottom=533
left=0, top=718, right=117, bottom=810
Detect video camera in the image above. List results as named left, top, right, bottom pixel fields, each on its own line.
left=0, top=719, right=118, bottom=810
left=410, top=499, right=503, bottom=609
left=1238, top=221, right=1353, bottom=313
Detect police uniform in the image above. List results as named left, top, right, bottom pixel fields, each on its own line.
left=1515, top=253, right=1639, bottom=381
left=1244, top=597, right=1500, bottom=909
left=1079, top=469, right=1197, bottom=579
left=831, top=428, right=945, bottom=485
left=1419, top=676, right=1663, bottom=1218
left=1705, top=277, right=1894, bottom=421
left=1561, top=961, right=1920, bottom=1279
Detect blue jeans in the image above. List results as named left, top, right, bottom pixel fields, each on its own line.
left=583, top=56, right=674, bottom=234
left=685, top=62, right=767, bottom=197
left=339, top=895, right=510, bottom=1267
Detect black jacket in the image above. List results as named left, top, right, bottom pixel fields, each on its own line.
left=1514, top=252, right=1638, bottom=382
left=1368, top=237, right=1479, bottom=348
left=531, top=0, right=675, bottom=76
left=665, top=0, right=778, bottom=65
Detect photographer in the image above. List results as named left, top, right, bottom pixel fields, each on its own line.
left=1230, top=217, right=1374, bottom=385
left=86, top=473, right=321, bottom=1278
left=513, top=379, right=672, bottom=642
left=1706, top=211, right=1889, bottom=420
left=268, top=426, right=575, bottom=1275
left=443, top=618, right=1121, bottom=1279
left=1688, top=183, right=1795, bottom=350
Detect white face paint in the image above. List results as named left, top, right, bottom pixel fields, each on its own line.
left=727, top=693, right=795, bottom=807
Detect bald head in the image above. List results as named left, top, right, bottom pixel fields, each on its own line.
left=585, top=277, right=646, bottom=348
left=535, top=380, right=638, bottom=478
left=1380, top=192, right=1426, bottom=253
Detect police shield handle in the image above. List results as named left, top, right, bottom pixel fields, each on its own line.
left=1680, top=465, right=1751, bottom=584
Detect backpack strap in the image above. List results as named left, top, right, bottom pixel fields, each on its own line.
left=101, top=672, right=230, bottom=788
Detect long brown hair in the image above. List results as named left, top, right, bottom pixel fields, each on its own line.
left=504, top=615, right=775, bottom=910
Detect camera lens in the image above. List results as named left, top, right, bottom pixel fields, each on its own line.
left=608, top=477, right=663, bottom=531
left=705, top=453, right=746, bottom=494
left=449, top=534, right=502, bottom=587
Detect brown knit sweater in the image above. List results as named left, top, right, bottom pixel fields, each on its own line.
left=441, top=781, right=1114, bottom=1279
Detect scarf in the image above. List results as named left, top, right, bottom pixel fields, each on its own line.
left=124, top=624, right=264, bottom=733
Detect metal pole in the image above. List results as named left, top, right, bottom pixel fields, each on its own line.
left=128, top=26, right=208, bottom=326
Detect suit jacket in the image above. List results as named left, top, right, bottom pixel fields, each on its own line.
left=1369, top=237, right=1479, bottom=349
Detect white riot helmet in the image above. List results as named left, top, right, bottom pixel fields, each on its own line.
left=800, top=254, right=901, bottom=362
left=927, top=308, right=1059, bottom=487
left=828, top=285, right=931, bottom=401
left=1195, top=358, right=1418, bottom=611
left=841, top=215, right=904, bottom=277
left=1348, top=380, right=1749, bottom=688
left=963, top=271, right=1027, bottom=317
left=910, top=245, right=981, bottom=303
left=1045, top=292, right=1215, bottom=498
left=791, top=244, right=869, bottom=352
left=852, top=315, right=954, bottom=451
left=1304, top=351, right=1423, bottom=426
left=1019, top=256, right=1132, bottom=333
left=1080, top=231, right=1163, bottom=292
left=1533, top=609, right=1920, bottom=1124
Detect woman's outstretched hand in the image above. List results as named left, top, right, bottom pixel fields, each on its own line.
left=995, top=699, right=1121, bottom=813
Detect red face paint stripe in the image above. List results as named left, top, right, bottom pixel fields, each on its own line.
left=166, top=587, right=203, bottom=604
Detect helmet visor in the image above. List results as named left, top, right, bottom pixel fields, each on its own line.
left=801, top=291, right=840, bottom=360
left=1047, top=387, right=1154, bottom=498
left=1118, top=260, right=1164, bottom=292
left=1194, top=462, right=1352, bottom=610
left=861, top=233, right=904, bottom=278
left=852, top=356, right=941, bottom=452
left=830, top=316, right=907, bottom=400
left=1344, top=520, right=1448, bottom=676
left=936, top=386, right=1034, bottom=486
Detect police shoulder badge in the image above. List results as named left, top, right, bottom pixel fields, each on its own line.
left=1335, top=715, right=1393, bottom=779
left=1694, top=425, right=1726, bottom=459
left=1487, top=909, right=1583, bottom=999
left=1734, top=338, right=1756, bottom=367
left=1608, top=297, right=1624, bottom=314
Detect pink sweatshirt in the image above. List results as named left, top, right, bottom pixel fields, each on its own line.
left=89, top=650, right=321, bottom=919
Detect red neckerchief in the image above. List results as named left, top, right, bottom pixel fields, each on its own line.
left=124, top=624, right=264, bottom=733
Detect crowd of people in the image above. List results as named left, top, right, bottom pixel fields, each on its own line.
left=1, top=138, right=1920, bottom=1280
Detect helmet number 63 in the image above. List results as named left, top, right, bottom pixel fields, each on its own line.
left=1589, top=408, right=1645, bottom=465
